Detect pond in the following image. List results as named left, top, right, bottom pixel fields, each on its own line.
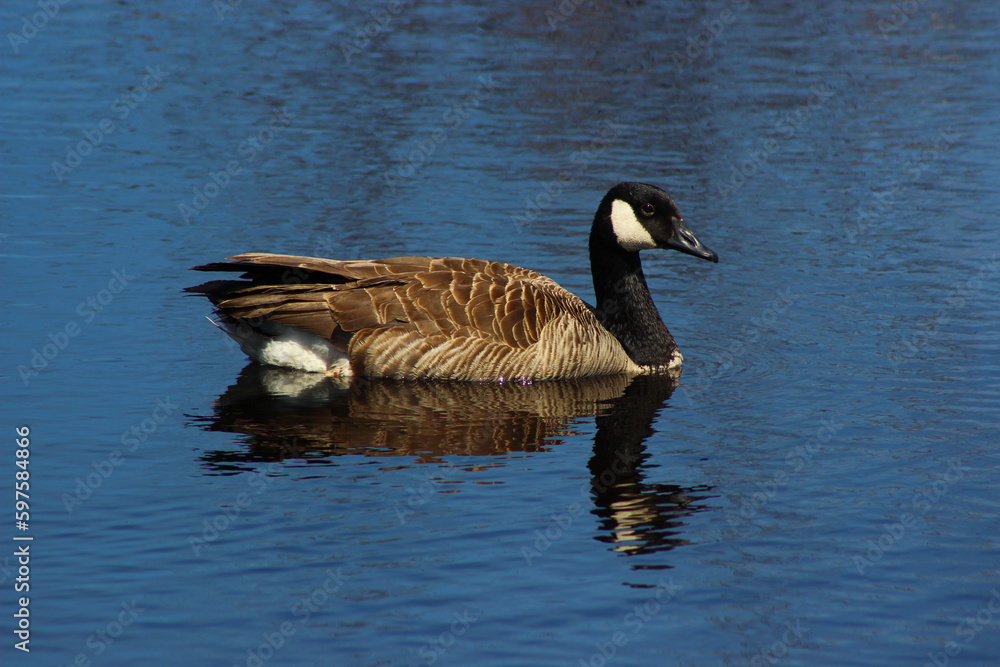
left=3, top=1, right=999, bottom=665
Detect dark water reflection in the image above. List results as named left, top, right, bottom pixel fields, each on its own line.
left=196, top=366, right=711, bottom=558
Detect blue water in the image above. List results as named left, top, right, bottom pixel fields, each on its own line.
left=3, top=1, right=1000, bottom=665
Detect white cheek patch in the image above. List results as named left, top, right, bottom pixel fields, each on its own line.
left=610, top=199, right=657, bottom=251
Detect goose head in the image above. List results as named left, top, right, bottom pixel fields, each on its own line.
left=594, top=182, right=718, bottom=263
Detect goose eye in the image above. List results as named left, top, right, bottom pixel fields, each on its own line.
left=640, top=203, right=655, bottom=217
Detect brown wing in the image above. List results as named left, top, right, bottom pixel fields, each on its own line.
left=187, top=253, right=593, bottom=373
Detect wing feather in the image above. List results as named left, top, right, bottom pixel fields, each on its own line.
left=189, top=253, right=605, bottom=378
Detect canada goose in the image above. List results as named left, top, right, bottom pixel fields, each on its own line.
left=186, top=182, right=718, bottom=381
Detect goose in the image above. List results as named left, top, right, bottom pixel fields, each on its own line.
left=186, top=182, right=718, bottom=381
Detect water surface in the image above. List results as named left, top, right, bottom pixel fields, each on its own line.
left=3, top=1, right=999, bottom=665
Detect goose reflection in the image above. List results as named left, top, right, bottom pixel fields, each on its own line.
left=194, top=365, right=711, bottom=557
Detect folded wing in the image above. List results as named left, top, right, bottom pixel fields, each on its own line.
left=187, top=253, right=605, bottom=379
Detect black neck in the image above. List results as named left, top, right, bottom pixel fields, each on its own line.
left=589, top=228, right=677, bottom=367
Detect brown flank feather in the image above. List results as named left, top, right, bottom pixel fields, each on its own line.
left=186, top=253, right=641, bottom=381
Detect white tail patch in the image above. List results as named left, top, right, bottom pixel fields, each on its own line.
left=213, top=319, right=352, bottom=376
left=256, top=367, right=351, bottom=396
left=610, top=199, right=657, bottom=251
